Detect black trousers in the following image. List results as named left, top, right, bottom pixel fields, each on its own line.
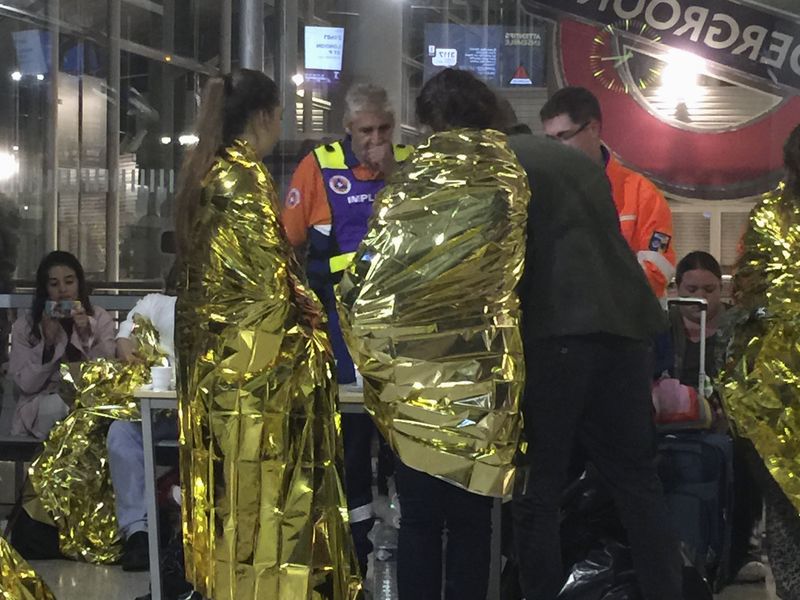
left=512, top=334, right=683, bottom=600
left=395, top=460, right=493, bottom=600
left=342, top=412, right=376, bottom=576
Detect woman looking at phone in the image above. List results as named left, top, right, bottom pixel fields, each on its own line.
left=9, top=250, right=115, bottom=438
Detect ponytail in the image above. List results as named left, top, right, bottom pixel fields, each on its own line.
left=175, top=76, right=226, bottom=259
left=174, top=70, right=281, bottom=259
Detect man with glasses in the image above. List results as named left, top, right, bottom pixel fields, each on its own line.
left=541, top=87, right=675, bottom=299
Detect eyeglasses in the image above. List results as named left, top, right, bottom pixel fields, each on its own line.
left=547, top=121, right=591, bottom=142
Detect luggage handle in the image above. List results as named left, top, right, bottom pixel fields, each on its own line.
left=667, top=297, right=708, bottom=399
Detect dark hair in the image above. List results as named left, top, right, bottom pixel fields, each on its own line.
left=494, top=95, right=534, bottom=135
left=175, top=69, right=280, bottom=257
left=784, top=123, right=800, bottom=197
left=540, top=86, right=603, bottom=125
left=31, top=251, right=93, bottom=341
left=675, top=251, right=722, bottom=286
left=416, top=69, right=502, bottom=132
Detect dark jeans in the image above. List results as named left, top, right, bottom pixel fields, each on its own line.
left=395, top=459, right=493, bottom=600
left=512, top=334, right=682, bottom=600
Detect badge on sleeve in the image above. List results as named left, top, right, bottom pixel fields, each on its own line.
left=285, top=188, right=301, bottom=209
left=649, top=231, right=672, bottom=253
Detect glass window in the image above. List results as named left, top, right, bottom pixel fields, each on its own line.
left=0, top=0, right=220, bottom=284
left=1, top=0, right=799, bottom=286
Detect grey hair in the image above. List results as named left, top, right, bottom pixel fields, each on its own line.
left=343, top=83, right=394, bottom=125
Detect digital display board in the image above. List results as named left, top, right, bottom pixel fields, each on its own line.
left=424, top=25, right=546, bottom=87
left=304, top=26, right=344, bottom=85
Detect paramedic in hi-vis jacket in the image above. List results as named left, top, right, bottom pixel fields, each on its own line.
left=541, top=86, right=676, bottom=299
left=281, top=83, right=412, bottom=576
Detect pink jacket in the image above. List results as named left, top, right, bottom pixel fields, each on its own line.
left=9, top=307, right=116, bottom=434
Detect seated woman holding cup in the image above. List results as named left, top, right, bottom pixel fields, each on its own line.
left=9, top=250, right=115, bottom=439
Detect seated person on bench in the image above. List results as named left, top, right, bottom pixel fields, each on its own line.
left=654, top=251, right=727, bottom=424
left=107, top=274, right=177, bottom=572
left=9, top=251, right=115, bottom=439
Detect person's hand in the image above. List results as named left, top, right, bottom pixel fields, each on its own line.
left=72, top=304, right=91, bottom=342
left=288, top=276, right=323, bottom=330
left=41, top=314, right=63, bottom=348
left=652, top=377, right=690, bottom=418
left=117, top=337, right=144, bottom=364
left=364, top=143, right=397, bottom=176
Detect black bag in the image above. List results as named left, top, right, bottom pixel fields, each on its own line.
left=9, top=508, right=63, bottom=560
left=500, top=466, right=714, bottom=600
left=658, top=431, right=734, bottom=589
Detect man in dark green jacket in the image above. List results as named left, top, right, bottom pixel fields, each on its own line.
left=509, top=133, right=683, bottom=600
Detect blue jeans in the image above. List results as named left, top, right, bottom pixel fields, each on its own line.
left=395, top=459, right=492, bottom=600
left=107, top=418, right=178, bottom=539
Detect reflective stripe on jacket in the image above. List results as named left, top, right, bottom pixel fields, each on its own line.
left=606, top=154, right=676, bottom=298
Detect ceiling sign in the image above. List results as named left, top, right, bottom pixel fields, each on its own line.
left=527, top=0, right=800, bottom=92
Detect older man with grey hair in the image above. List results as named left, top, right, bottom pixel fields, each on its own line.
left=281, top=82, right=413, bottom=576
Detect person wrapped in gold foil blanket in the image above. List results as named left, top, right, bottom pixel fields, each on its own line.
left=721, top=124, right=800, bottom=514
left=19, top=315, right=168, bottom=564
left=0, top=536, right=56, bottom=600
left=722, top=176, right=800, bottom=513
left=337, top=107, right=529, bottom=499
left=175, top=70, right=361, bottom=600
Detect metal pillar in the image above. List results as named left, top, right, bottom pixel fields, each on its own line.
left=160, top=0, right=175, bottom=184
left=106, top=0, right=121, bottom=280
left=239, top=0, right=265, bottom=71
left=276, top=0, right=298, bottom=140
left=44, top=0, right=60, bottom=252
left=221, top=0, right=232, bottom=73
left=302, top=1, right=314, bottom=134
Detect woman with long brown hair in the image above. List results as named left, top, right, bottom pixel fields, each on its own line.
left=174, top=69, right=362, bottom=600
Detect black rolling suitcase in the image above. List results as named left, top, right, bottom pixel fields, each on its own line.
left=658, top=431, right=734, bottom=590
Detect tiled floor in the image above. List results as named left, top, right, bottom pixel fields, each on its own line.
left=27, top=558, right=780, bottom=600
left=30, top=560, right=149, bottom=599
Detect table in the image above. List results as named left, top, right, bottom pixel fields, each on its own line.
left=134, top=388, right=177, bottom=600
left=136, top=386, right=503, bottom=600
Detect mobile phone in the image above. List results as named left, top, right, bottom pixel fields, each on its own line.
left=45, top=300, right=80, bottom=319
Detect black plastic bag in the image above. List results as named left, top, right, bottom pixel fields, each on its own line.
left=558, top=542, right=638, bottom=600
left=557, top=541, right=712, bottom=600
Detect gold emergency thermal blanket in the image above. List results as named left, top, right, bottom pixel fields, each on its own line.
left=0, top=536, right=56, bottom=600
left=338, top=129, right=529, bottom=498
left=175, top=140, right=361, bottom=600
left=722, top=183, right=800, bottom=512
left=27, top=316, right=167, bottom=563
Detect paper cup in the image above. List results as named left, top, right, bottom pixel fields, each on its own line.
left=151, top=366, right=173, bottom=391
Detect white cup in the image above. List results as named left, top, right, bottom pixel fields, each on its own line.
left=151, top=366, right=174, bottom=391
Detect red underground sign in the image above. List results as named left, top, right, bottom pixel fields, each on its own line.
left=526, top=0, right=800, bottom=199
